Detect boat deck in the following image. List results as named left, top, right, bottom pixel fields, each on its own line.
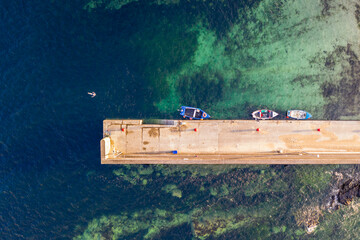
left=101, top=119, right=360, bottom=164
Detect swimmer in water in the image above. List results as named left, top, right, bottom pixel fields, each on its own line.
left=88, top=92, right=96, bottom=98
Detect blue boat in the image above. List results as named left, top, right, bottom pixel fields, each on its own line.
left=287, top=110, right=312, bottom=120
left=179, top=106, right=211, bottom=120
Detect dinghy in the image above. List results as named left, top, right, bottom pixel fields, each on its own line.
left=287, top=110, right=312, bottom=120
left=252, top=109, right=278, bottom=120
left=179, top=106, right=210, bottom=120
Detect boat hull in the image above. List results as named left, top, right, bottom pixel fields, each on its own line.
left=252, top=109, right=278, bottom=120
left=287, top=110, right=312, bottom=120
left=180, top=106, right=211, bottom=120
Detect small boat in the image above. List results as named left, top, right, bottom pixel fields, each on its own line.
left=179, top=106, right=210, bottom=120
left=252, top=109, right=278, bottom=120
left=287, top=110, right=312, bottom=120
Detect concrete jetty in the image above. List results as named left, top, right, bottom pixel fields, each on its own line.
left=100, top=119, right=360, bottom=164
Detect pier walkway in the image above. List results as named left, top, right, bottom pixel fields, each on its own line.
left=100, top=119, right=360, bottom=164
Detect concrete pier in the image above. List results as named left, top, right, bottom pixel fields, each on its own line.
left=100, top=119, right=360, bottom=164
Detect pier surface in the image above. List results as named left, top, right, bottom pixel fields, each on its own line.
left=100, top=119, right=360, bottom=164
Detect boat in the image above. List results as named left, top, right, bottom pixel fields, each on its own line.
left=179, top=106, right=211, bottom=120
left=287, top=110, right=312, bottom=120
left=252, top=109, right=278, bottom=120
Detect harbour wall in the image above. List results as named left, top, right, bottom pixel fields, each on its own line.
left=101, top=119, right=360, bottom=164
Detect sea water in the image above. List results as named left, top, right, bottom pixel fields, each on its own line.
left=1, top=0, right=360, bottom=239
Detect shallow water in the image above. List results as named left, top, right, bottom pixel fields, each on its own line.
left=1, top=0, right=360, bottom=239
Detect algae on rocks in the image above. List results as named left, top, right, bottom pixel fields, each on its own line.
left=162, top=184, right=182, bottom=198
left=74, top=209, right=188, bottom=240
left=293, top=165, right=334, bottom=196
left=191, top=200, right=280, bottom=239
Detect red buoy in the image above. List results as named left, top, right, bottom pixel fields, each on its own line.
left=317, top=128, right=321, bottom=132
left=122, top=128, right=125, bottom=132
left=194, top=128, right=197, bottom=132
left=256, top=128, right=260, bottom=132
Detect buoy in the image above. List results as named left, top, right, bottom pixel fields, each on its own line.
left=122, top=128, right=125, bottom=132
left=194, top=128, right=197, bottom=132
left=317, top=128, right=321, bottom=132
left=286, top=116, right=289, bottom=118
left=256, top=128, right=260, bottom=132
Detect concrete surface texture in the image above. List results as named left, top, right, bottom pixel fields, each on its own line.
left=101, top=119, right=360, bottom=164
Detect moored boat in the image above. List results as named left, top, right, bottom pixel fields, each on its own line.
left=252, top=109, right=278, bottom=120
left=179, top=106, right=210, bottom=120
left=287, top=110, right=312, bottom=120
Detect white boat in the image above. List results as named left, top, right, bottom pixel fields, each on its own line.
left=252, top=109, right=279, bottom=120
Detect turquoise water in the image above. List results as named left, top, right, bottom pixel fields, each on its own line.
left=1, top=0, right=360, bottom=239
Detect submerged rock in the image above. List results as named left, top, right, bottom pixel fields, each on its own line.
left=191, top=201, right=279, bottom=239
left=162, top=184, right=182, bottom=198
left=329, top=179, right=360, bottom=209
left=295, top=175, right=360, bottom=235
left=294, top=205, right=323, bottom=234
left=338, top=179, right=360, bottom=205
left=74, top=209, right=188, bottom=239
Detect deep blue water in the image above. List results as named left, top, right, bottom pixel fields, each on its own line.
left=2, top=0, right=360, bottom=239
left=0, top=0, right=205, bottom=238
left=0, top=0, right=137, bottom=238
